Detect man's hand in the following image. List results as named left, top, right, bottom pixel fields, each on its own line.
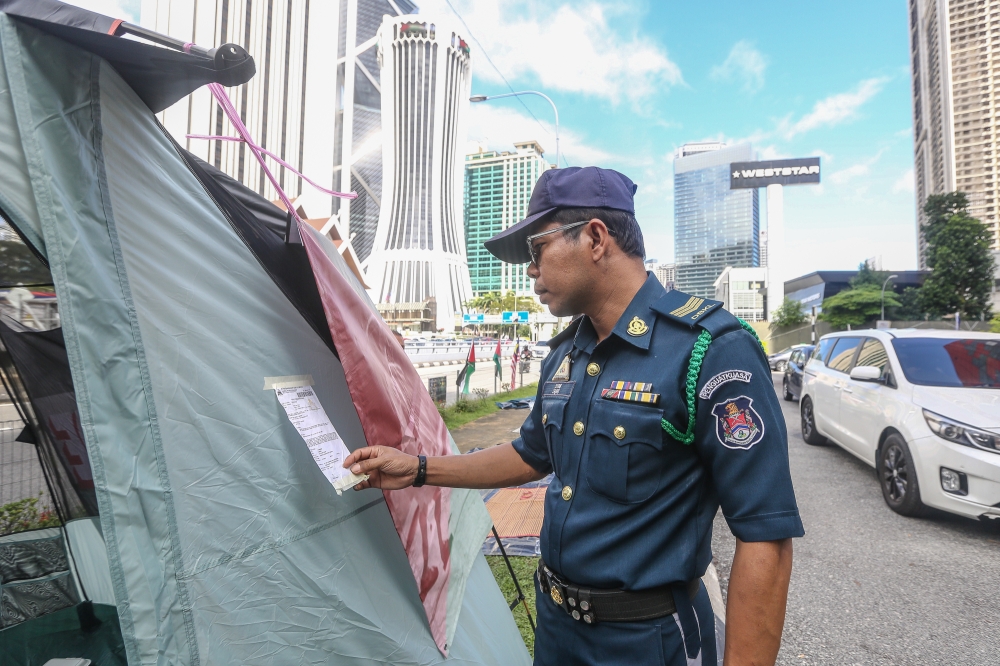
left=723, top=538, right=793, bottom=666
left=344, top=446, right=419, bottom=491
left=343, top=442, right=545, bottom=491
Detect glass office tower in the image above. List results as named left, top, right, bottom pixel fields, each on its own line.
left=673, top=142, right=759, bottom=299
left=464, top=141, right=550, bottom=296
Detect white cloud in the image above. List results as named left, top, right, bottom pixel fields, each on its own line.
left=465, top=104, right=613, bottom=166
left=829, top=150, right=884, bottom=185
left=420, top=0, right=682, bottom=104
left=892, top=168, right=915, bottom=194
left=710, top=41, right=767, bottom=93
left=781, top=77, right=888, bottom=139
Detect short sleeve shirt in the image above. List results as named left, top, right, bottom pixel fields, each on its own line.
left=513, top=273, right=804, bottom=591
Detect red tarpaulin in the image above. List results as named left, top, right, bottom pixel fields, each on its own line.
left=300, top=226, right=454, bottom=654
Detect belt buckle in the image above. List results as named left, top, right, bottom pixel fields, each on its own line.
left=541, top=566, right=566, bottom=608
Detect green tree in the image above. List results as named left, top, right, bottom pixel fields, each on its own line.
left=918, top=194, right=995, bottom=319
left=889, top=286, right=926, bottom=321
left=0, top=238, right=51, bottom=287
left=819, top=287, right=900, bottom=328
left=849, top=260, right=889, bottom=290
left=769, top=297, right=807, bottom=328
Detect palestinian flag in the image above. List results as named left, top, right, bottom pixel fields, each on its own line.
left=493, top=340, right=502, bottom=379
left=457, top=344, right=476, bottom=394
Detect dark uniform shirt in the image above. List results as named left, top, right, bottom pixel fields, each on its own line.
left=513, top=273, right=804, bottom=591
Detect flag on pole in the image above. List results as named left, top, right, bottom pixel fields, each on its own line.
left=493, top=340, right=502, bottom=379
left=457, top=344, right=476, bottom=394
left=510, top=340, right=520, bottom=390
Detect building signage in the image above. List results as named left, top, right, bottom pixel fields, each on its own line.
left=428, top=376, right=447, bottom=404
left=501, top=311, right=530, bottom=323
left=730, top=158, right=821, bottom=189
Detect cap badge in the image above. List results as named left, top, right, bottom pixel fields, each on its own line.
left=626, top=316, right=648, bottom=336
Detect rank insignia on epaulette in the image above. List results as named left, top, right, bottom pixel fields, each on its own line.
left=601, top=388, right=660, bottom=405
left=609, top=381, right=653, bottom=392
left=650, top=290, right=723, bottom=327
left=552, top=354, right=572, bottom=381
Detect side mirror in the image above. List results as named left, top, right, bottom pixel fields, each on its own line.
left=850, top=366, right=882, bottom=382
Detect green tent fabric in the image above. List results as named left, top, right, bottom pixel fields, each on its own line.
left=0, top=14, right=528, bottom=666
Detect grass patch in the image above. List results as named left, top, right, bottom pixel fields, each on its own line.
left=438, top=384, right=537, bottom=431
left=486, top=555, right=539, bottom=656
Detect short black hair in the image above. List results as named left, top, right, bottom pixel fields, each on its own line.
left=546, top=207, right=645, bottom=260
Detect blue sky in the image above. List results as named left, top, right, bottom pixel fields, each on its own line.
left=69, top=0, right=916, bottom=279
left=422, top=0, right=917, bottom=278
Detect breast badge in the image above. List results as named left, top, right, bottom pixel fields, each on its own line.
left=711, top=396, right=765, bottom=449
left=552, top=354, right=572, bottom=381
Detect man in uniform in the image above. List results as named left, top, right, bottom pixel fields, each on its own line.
left=345, top=167, right=804, bottom=666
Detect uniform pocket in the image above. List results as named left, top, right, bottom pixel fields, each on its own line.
left=585, top=400, right=665, bottom=504
left=540, top=396, right=568, bottom=474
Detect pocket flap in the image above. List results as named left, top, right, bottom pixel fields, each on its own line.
left=589, top=399, right=664, bottom=448
left=540, top=395, right=569, bottom=432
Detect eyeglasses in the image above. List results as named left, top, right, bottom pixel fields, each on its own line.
left=526, top=220, right=590, bottom=266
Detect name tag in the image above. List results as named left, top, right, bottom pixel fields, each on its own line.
left=543, top=381, right=575, bottom=398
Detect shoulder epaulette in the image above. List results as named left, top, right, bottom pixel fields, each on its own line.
left=547, top=316, right=583, bottom=349
left=649, top=290, right=723, bottom=328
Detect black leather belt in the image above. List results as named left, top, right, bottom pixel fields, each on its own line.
left=537, top=559, right=700, bottom=625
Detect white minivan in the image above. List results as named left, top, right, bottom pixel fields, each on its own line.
left=800, top=329, right=1000, bottom=521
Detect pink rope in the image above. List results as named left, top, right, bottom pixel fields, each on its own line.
left=201, top=83, right=356, bottom=225
left=187, top=134, right=357, bottom=200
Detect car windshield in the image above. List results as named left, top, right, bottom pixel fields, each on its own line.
left=891, top=338, right=1000, bottom=388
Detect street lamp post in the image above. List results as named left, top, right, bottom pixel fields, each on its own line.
left=881, top=274, right=899, bottom=322
left=470, top=91, right=560, bottom=167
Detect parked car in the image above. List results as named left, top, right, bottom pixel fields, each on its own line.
left=768, top=344, right=812, bottom=372
left=800, top=329, right=1000, bottom=520
left=531, top=340, right=550, bottom=360
left=781, top=345, right=815, bottom=401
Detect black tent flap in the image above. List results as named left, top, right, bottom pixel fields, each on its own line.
left=0, top=0, right=255, bottom=113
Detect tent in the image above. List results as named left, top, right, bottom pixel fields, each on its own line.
left=0, top=1, right=529, bottom=664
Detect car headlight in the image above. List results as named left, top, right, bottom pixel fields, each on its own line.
left=922, top=410, right=1000, bottom=454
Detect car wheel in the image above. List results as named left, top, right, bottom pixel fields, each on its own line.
left=878, top=434, right=925, bottom=517
left=775, top=360, right=787, bottom=373
left=782, top=378, right=794, bottom=401
left=800, top=397, right=826, bottom=446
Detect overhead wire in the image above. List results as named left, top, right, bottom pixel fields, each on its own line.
left=442, top=0, right=569, bottom=167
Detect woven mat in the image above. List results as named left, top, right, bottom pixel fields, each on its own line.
left=486, top=487, right=546, bottom=538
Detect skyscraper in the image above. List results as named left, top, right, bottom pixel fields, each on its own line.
left=365, top=16, right=473, bottom=331
left=140, top=0, right=416, bottom=263
left=464, top=141, right=550, bottom=296
left=909, top=0, right=1000, bottom=266
left=673, top=142, right=759, bottom=299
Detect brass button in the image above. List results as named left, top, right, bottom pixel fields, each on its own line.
left=586, top=362, right=600, bottom=376
left=542, top=413, right=548, bottom=425
left=573, top=421, right=585, bottom=436
left=613, top=425, right=626, bottom=440
left=561, top=485, right=573, bottom=501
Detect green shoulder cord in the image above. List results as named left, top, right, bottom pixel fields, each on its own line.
left=661, top=317, right=762, bottom=445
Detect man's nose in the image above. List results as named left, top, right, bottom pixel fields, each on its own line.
left=526, top=261, right=540, bottom=279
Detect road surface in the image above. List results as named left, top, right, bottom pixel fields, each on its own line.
left=711, top=374, right=1000, bottom=665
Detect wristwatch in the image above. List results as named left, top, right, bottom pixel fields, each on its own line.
left=413, top=454, right=427, bottom=487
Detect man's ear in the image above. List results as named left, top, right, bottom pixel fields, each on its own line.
left=587, top=218, right=612, bottom=259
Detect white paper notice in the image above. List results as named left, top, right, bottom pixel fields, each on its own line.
left=273, top=385, right=368, bottom=495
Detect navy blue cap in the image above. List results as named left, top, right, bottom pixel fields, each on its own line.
left=484, top=166, right=638, bottom=264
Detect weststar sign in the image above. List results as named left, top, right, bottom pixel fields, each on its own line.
left=730, top=157, right=821, bottom=189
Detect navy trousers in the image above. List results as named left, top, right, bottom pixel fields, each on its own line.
left=532, top=578, right=718, bottom=666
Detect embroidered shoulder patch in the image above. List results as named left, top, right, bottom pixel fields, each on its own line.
left=699, top=370, right=752, bottom=399
left=712, top=396, right=765, bottom=450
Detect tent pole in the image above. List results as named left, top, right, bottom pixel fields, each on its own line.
left=491, top=525, right=535, bottom=632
